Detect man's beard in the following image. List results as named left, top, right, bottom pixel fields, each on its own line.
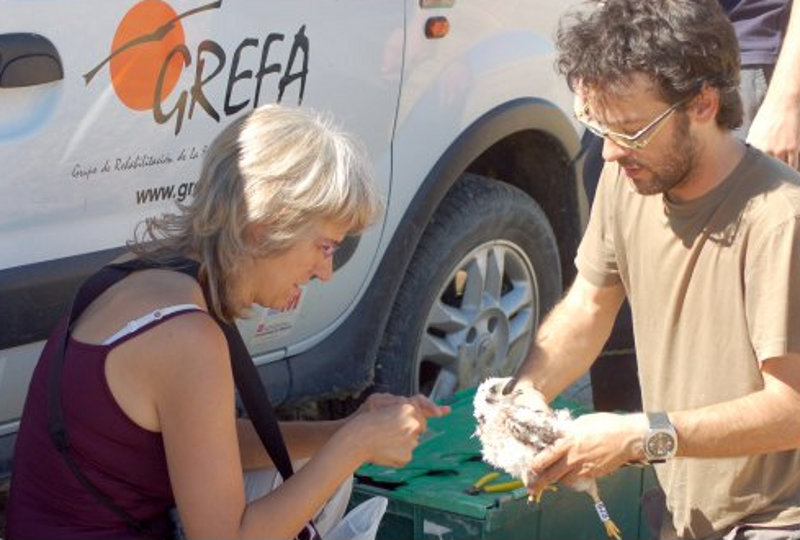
left=621, top=114, right=696, bottom=196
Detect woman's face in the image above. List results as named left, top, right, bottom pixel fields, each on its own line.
left=245, top=219, right=350, bottom=310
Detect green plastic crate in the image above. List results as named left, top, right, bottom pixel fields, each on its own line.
left=351, top=388, right=656, bottom=540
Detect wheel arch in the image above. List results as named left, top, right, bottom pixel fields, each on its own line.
left=468, top=122, right=586, bottom=288
left=279, top=97, right=585, bottom=404
left=401, top=96, right=586, bottom=293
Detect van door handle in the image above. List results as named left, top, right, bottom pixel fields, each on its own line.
left=0, top=33, right=63, bottom=88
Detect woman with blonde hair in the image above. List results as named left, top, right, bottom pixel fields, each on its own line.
left=7, top=104, right=447, bottom=539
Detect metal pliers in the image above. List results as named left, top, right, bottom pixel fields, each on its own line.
left=465, top=471, right=524, bottom=495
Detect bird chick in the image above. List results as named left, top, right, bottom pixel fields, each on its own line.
left=473, top=377, right=622, bottom=540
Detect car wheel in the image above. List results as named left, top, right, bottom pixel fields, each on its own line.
left=374, top=173, right=562, bottom=401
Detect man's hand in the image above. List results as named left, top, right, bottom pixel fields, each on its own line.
left=526, top=412, right=646, bottom=496
left=746, top=0, right=800, bottom=169
left=747, top=96, right=800, bottom=169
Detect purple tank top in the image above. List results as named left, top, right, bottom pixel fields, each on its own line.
left=6, top=310, right=200, bottom=539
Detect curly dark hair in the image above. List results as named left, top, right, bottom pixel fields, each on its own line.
left=556, top=0, right=742, bottom=129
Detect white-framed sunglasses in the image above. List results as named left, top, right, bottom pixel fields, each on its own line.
left=574, top=96, right=691, bottom=150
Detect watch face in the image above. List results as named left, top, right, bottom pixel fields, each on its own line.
left=647, top=431, right=676, bottom=458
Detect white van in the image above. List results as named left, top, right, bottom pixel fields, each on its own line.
left=0, top=0, right=585, bottom=478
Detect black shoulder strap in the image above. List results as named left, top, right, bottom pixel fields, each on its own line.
left=46, top=265, right=157, bottom=537
left=107, top=258, right=297, bottom=481
left=47, top=258, right=319, bottom=539
left=215, top=319, right=320, bottom=540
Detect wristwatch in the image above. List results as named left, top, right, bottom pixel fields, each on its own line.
left=643, top=412, right=678, bottom=463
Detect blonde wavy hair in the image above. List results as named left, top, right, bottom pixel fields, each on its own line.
left=132, top=104, right=383, bottom=321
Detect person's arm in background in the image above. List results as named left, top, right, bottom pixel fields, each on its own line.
left=747, top=0, right=800, bottom=168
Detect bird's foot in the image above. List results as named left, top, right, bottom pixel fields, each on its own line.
left=527, top=484, right=558, bottom=503
left=603, top=518, right=622, bottom=540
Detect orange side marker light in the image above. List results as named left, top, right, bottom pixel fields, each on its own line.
left=425, top=16, right=450, bottom=39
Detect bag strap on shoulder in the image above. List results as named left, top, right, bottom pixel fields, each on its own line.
left=47, top=265, right=156, bottom=536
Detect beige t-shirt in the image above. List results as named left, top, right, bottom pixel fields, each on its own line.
left=576, top=147, right=800, bottom=538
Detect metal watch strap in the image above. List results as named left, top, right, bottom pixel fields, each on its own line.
left=648, top=411, right=671, bottom=430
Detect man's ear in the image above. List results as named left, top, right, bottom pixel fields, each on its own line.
left=687, top=84, right=720, bottom=124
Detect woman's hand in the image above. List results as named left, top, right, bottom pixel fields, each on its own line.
left=342, top=395, right=449, bottom=467
left=354, top=392, right=451, bottom=418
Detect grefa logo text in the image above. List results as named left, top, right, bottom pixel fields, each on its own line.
left=85, top=0, right=309, bottom=135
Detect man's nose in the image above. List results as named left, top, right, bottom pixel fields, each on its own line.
left=601, top=137, right=632, bottom=162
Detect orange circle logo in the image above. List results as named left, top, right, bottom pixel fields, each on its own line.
left=110, top=0, right=185, bottom=111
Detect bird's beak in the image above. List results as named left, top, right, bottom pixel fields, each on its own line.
left=502, top=377, right=518, bottom=395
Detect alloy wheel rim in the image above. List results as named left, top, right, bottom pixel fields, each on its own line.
left=416, top=240, right=539, bottom=401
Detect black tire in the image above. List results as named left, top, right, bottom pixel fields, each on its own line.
left=374, top=173, right=562, bottom=400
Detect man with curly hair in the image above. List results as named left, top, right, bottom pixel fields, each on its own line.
left=509, top=0, right=800, bottom=538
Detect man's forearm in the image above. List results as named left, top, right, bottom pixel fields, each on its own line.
left=670, top=356, right=800, bottom=457
left=515, top=275, right=625, bottom=401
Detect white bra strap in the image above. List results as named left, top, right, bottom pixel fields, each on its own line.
left=102, top=304, right=204, bottom=345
